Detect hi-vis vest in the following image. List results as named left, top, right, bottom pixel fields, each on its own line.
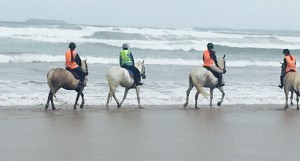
left=203, top=50, right=214, bottom=67
left=286, top=55, right=297, bottom=72
left=120, top=50, right=133, bottom=66
left=65, top=50, right=79, bottom=69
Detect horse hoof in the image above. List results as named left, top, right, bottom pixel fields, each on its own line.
left=183, top=103, right=188, bottom=108
left=138, top=106, right=144, bottom=109
left=45, top=105, right=48, bottom=109
left=117, top=105, right=121, bottom=108
left=283, top=106, right=288, bottom=110
left=80, top=104, right=84, bottom=109
left=52, top=107, right=56, bottom=110
left=217, top=102, right=221, bottom=106
left=195, top=106, right=199, bottom=109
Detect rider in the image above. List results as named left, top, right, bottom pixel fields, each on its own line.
left=65, top=42, right=87, bottom=87
left=119, top=43, right=143, bottom=86
left=278, top=49, right=297, bottom=89
left=203, top=43, right=225, bottom=87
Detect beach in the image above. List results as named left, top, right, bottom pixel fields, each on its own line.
left=1, top=105, right=300, bottom=161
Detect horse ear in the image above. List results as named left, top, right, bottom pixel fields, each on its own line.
left=223, top=55, right=226, bottom=59
left=85, top=58, right=87, bottom=62
left=142, top=60, right=144, bottom=64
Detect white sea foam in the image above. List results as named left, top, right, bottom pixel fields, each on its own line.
left=0, top=25, right=300, bottom=51
left=0, top=53, right=283, bottom=67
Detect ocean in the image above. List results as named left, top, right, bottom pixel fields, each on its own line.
left=0, top=20, right=299, bottom=107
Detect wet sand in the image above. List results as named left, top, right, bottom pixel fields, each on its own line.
left=0, top=105, right=300, bottom=161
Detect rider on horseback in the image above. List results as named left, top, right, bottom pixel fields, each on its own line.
left=65, top=42, right=88, bottom=87
left=203, top=43, right=225, bottom=87
left=278, top=49, right=297, bottom=89
left=119, top=43, right=143, bottom=86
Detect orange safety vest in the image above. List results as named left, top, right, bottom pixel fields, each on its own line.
left=65, top=50, right=79, bottom=69
left=203, top=50, right=214, bottom=67
left=285, top=55, right=297, bottom=72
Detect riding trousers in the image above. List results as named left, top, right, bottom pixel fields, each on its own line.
left=121, top=65, right=141, bottom=83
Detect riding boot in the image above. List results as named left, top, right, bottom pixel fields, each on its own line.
left=78, top=77, right=86, bottom=87
left=135, top=80, right=143, bottom=86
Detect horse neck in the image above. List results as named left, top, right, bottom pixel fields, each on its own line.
left=81, top=60, right=87, bottom=71
left=135, top=62, right=142, bottom=72
left=218, top=59, right=224, bottom=70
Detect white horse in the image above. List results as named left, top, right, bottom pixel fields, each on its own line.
left=183, top=55, right=226, bottom=109
left=106, top=60, right=146, bottom=108
left=45, top=59, right=88, bottom=110
left=279, top=62, right=297, bottom=110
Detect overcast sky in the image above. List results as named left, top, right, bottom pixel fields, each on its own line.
left=1, top=0, right=299, bottom=30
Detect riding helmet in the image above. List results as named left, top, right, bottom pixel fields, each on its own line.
left=122, top=43, right=129, bottom=49
left=69, top=42, right=76, bottom=50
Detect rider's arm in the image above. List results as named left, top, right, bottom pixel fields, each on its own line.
left=129, top=52, right=135, bottom=65
left=119, top=56, right=122, bottom=66
left=283, top=58, right=287, bottom=71
left=210, top=51, right=219, bottom=67
left=75, top=54, right=82, bottom=67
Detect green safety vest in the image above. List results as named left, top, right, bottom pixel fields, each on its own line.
left=120, top=50, right=133, bottom=66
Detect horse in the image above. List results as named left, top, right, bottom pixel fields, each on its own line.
left=183, top=55, right=226, bottom=109
left=293, top=73, right=300, bottom=110
left=45, top=59, right=88, bottom=110
left=279, top=62, right=297, bottom=110
left=106, top=60, right=146, bottom=108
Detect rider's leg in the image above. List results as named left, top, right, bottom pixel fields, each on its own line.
left=132, top=66, right=142, bottom=85
left=209, top=65, right=224, bottom=87
left=73, top=67, right=86, bottom=87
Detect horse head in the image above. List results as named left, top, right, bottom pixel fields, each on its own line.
left=136, top=60, right=146, bottom=79
left=218, top=55, right=226, bottom=74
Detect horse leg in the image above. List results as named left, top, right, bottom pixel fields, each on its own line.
left=112, top=93, right=120, bottom=108
left=183, top=79, right=194, bottom=108
left=45, top=91, right=51, bottom=109
left=119, top=88, right=129, bottom=108
left=217, top=87, right=225, bottom=106
left=210, top=88, right=213, bottom=107
left=297, top=95, right=299, bottom=110
left=136, top=86, right=142, bottom=108
left=80, top=93, right=84, bottom=109
left=50, top=93, right=56, bottom=110
left=284, top=88, right=289, bottom=110
left=74, top=88, right=83, bottom=110
left=290, top=91, right=294, bottom=105
left=195, top=92, right=200, bottom=109
left=106, top=92, right=111, bottom=108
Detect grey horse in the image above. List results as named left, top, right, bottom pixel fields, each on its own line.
left=45, top=59, right=88, bottom=110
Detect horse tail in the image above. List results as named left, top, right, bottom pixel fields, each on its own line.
left=190, top=72, right=210, bottom=98
left=47, top=69, right=57, bottom=98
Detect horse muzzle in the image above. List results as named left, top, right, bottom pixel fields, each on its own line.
left=142, top=75, right=146, bottom=79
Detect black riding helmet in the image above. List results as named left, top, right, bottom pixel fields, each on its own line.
left=283, top=49, right=290, bottom=55
left=69, top=42, right=76, bottom=50
left=207, top=43, right=214, bottom=50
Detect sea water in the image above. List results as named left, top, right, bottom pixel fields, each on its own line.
left=0, top=20, right=299, bottom=106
